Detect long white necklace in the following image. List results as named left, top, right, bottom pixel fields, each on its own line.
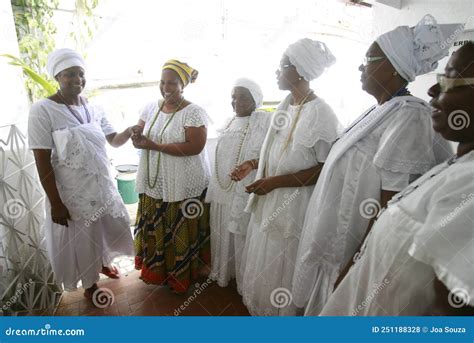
left=264, top=90, right=313, bottom=177
left=214, top=116, right=250, bottom=192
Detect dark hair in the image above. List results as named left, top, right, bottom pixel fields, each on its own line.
left=456, top=41, right=474, bottom=55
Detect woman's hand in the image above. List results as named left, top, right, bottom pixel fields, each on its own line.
left=230, top=160, right=255, bottom=181
left=51, top=202, right=71, bottom=227
left=245, top=177, right=277, bottom=195
left=132, top=134, right=154, bottom=150
left=129, top=125, right=143, bottom=138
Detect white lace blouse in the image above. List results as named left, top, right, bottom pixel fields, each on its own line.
left=205, top=111, right=271, bottom=234
left=321, top=151, right=474, bottom=315
left=247, top=97, right=342, bottom=239
left=28, top=99, right=128, bottom=222
left=292, top=96, right=454, bottom=313
left=135, top=101, right=211, bottom=202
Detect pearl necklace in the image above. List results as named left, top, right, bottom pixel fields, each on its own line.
left=214, top=116, right=250, bottom=192
left=263, top=90, right=313, bottom=178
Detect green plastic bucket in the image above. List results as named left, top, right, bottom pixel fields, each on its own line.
left=115, top=164, right=139, bottom=204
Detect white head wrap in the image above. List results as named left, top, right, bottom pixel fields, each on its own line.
left=47, top=48, right=86, bottom=78
left=284, top=38, right=336, bottom=81
left=233, top=78, right=264, bottom=108
left=376, top=14, right=464, bottom=82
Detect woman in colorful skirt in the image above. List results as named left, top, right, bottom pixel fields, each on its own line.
left=131, top=60, right=211, bottom=293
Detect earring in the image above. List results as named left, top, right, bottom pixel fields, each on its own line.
left=393, top=71, right=398, bottom=76
left=298, top=77, right=303, bottom=81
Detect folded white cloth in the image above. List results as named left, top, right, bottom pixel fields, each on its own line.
left=234, top=78, right=264, bottom=108
left=52, top=128, right=71, bottom=161
left=47, top=48, right=86, bottom=78
left=285, top=38, right=336, bottom=81
left=376, top=14, right=464, bottom=82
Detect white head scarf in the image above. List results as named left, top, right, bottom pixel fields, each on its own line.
left=376, top=14, right=464, bottom=82
left=233, top=78, right=264, bottom=108
left=47, top=48, right=86, bottom=78
left=284, top=38, right=336, bottom=81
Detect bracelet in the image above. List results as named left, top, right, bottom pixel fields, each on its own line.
left=250, top=159, right=257, bottom=169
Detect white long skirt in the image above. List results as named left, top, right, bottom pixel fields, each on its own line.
left=44, top=202, right=134, bottom=291
left=240, top=206, right=301, bottom=316
left=209, top=202, right=246, bottom=291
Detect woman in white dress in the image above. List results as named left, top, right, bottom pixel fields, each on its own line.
left=28, top=49, right=134, bottom=299
left=131, top=60, right=211, bottom=294
left=320, top=42, right=474, bottom=316
left=206, top=78, right=270, bottom=290
left=231, top=39, right=342, bottom=316
left=292, top=15, right=461, bottom=315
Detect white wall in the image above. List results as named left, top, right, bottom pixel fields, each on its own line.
left=372, top=0, right=474, bottom=101
left=0, top=0, right=30, bottom=127
left=0, top=0, right=60, bottom=314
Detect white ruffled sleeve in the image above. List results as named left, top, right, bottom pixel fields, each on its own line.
left=373, top=103, right=437, bottom=177
left=93, top=105, right=116, bottom=136
left=293, top=99, right=341, bottom=161
left=408, top=163, right=474, bottom=306
left=184, top=104, right=208, bottom=128
left=28, top=102, right=53, bottom=149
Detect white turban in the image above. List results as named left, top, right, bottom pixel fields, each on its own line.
left=376, top=14, right=464, bottom=82
left=233, top=78, right=264, bottom=108
left=285, top=38, right=336, bottom=81
left=47, top=48, right=86, bottom=78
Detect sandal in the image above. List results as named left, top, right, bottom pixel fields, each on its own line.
left=101, top=265, right=120, bottom=279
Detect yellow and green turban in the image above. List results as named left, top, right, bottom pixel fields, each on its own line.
left=162, top=59, right=198, bottom=87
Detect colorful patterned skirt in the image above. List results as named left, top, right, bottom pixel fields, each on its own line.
left=134, top=191, right=211, bottom=293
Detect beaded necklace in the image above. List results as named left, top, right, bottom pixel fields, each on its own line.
left=214, top=116, right=250, bottom=191
left=281, top=89, right=314, bottom=153
left=263, top=90, right=313, bottom=177
left=145, top=98, right=185, bottom=189
left=57, top=91, right=91, bottom=124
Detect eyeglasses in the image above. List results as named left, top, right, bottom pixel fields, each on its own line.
left=362, top=56, right=386, bottom=67
left=278, top=64, right=293, bottom=72
left=437, top=74, right=474, bottom=93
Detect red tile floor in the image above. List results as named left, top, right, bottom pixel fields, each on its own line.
left=40, top=204, right=250, bottom=316
left=53, top=269, right=250, bottom=316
